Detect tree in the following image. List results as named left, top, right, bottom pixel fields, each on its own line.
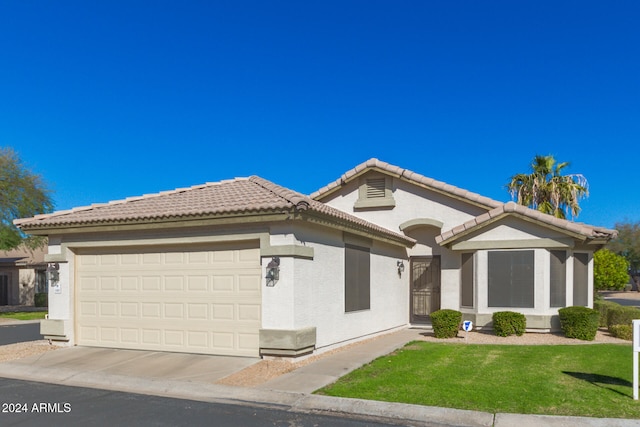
left=593, top=249, right=630, bottom=291
left=607, top=220, right=640, bottom=275
left=0, top=148, right=53, bottom=250
left=506, top=154, right=588, bottom=220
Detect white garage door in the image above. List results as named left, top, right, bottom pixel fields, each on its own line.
left=75, top=243, right=261, bottom=357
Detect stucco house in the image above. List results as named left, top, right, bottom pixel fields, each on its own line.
left=14, top=159, right=616, bottom=358
left=0, top=246, right=47, bottom=306
left=312, top=159, right=616, bottom=331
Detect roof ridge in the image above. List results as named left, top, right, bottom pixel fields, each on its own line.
left=248, top=176, right=310, bottom=210
left=14, top=178, right=251, bottom=226
left=436, top=201, right=617, bottom=245
left=310, top=158, right=503, bottom=209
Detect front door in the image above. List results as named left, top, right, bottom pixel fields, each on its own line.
left=410, top=257, right=441, bottom=323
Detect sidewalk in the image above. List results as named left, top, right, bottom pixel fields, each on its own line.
left=256, top=328, right=420, bottom=393
left=0, top=327, right=637, bottom=426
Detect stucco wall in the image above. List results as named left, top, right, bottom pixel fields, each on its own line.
left=318, top=173, right=598, bottom=325
left=470, top=248, right=593, bottom=321
left=47, top=222, right=411, bottom=350
left=322, top=177, right=487, bottom=233
left=264, top=223, right=409, bottom=350
left=462, top=216, right=572, bottom=243
left=319, top=176, right=489, bottom=318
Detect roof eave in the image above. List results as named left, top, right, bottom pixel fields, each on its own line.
left=312, top=162, right=499, bottom=211
left=437, top=212, right=595, bottom=248
left=301, top=210, right=416, bottom=248
left=16, top=211, right=294, bottom=236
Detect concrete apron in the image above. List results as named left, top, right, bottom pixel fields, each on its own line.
left=0, top=346, right=260, bottom=383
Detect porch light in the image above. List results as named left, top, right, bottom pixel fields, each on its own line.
left=265, top=257, right=280, bottom=287
left=46, top=263, right=60, bottom=285
left=397, top=260, right=405, bottom=276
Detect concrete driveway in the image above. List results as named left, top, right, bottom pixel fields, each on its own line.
left=1, top=346, right=260, bottom=384
left=600, top=290, right=640, bottom=308
left=0, top=321, right=41, bottom=345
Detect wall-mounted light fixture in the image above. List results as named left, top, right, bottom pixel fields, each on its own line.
left=46, top=263, right=60, bottom=285
left=397, top=260, right=405, bottom=277
left=265, top=257, right=280, bottom=287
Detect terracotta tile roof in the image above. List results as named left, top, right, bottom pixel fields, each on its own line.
left=435, top=201, right=618, bottom=245
left=15, top=176, right=415, bottom=245
left=311, top=158, right=503, bottom=209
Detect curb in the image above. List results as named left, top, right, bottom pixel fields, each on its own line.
left=0, top=319, right=42, bottom=326
left=1, top=362, right=636, bottom=427
left=0, top=363, right=492, bottom=427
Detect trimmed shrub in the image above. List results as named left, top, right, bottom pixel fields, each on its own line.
left=34, top=293, right=48, bottom=308
left=492, top=311, right=526, bottom=337
left=558, top=306, right=599, bottom=341
left=606, top=305, right=640, bottom=329
left=610, top=324, right=633, bottom=341
left=593, top=300, right=620, bottom=327
left=431, top=309, right=462, bottom=339
left=593, top=248, right=630, bottom=291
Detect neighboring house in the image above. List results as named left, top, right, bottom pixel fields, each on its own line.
left=14, top=159, right=616, bottom=358
left=0, top=246, right=47, bottom=306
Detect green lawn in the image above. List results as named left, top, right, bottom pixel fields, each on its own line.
left=316, top=342, right=640, bottom=419
left=0, top=311, right=47, bottom=320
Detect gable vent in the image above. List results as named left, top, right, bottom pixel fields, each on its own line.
left=366, top=178, right=386, bottom=198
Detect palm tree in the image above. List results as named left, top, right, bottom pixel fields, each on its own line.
left=507, top=155, right=588, bottom=220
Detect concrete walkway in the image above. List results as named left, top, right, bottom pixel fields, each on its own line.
left=258, top=328, right=420, bottom=393
left=0, top=327, right=637, bottom=426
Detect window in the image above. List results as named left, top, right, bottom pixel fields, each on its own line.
left=488, top=250, right=534, bottom=308
left=345, top=244, right=370, bottom=312
left=36, top=270, right=48, bottom=294
left=461, top=253, right=474, bottom=307
left=0, top=273, right=9, bottom=306
left=550, top=250, right=566, bottom=308
left=573, top=253, right=589, bottom=306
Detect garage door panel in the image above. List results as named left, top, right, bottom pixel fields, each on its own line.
left=212, top=276, right=234, bottom=291
left=100, top=327, right=117, bottom=343
left=76, top=244, right=261, bottom=357
left=142, top=329, right=161, bottom=345
left=99, top=302, right=118, bottom=317
left=121, top=328, right=138, bottom=343
left=121, top=302, right=138, bottom=317
left=79, top=301, right=98, bottom=316
left=238, top=275, right=261, bottom=293
left=238, top=333, right=259, bottom=351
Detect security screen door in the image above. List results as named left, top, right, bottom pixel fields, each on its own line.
left=410, top=256, right=440, bottom=323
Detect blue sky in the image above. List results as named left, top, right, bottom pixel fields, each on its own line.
left=2, top=1, right=638, bottom=229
